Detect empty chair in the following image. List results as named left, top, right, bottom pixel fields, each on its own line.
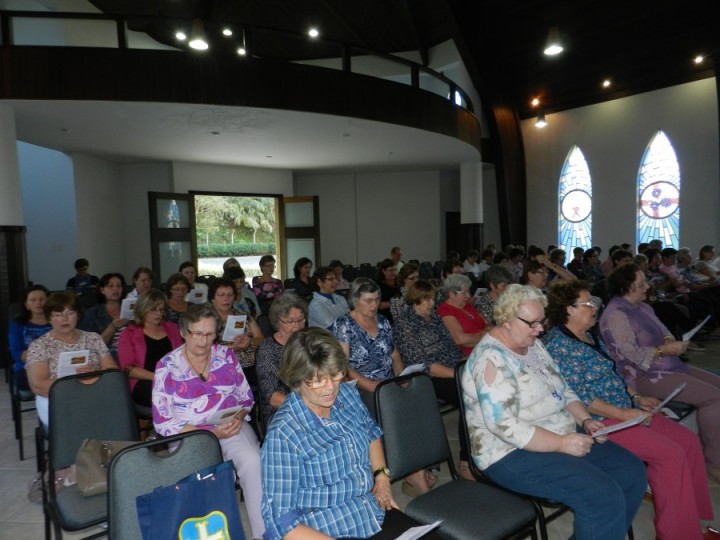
left=375, top=373, right=537, bottom=540
left=43, top=369, right=139, bottom=540
left=108, top=430, right=224, bottom=540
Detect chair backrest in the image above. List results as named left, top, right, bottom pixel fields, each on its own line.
left=108, top=430, right=223, bottom=540
left=255, top=313, right=274, bottom=339
left=375, top=373, right=453, bottom=480
left=48, top=369, right=139, bottom=471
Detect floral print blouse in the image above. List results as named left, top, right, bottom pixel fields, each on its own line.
left=461, top=334, right=579, bottom=470
left=330, top=314, right=395, bottom=381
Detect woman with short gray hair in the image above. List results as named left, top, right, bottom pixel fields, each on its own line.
left=476, top=264, right=513, bottom=324
left=438, top=273, right=488, bottom=356
left=256, top=293, right=308, bottom=426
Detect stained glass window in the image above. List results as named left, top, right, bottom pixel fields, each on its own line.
left=636, top=131, right=680, bottom=248
left=558, top=145, right=592, bottom=251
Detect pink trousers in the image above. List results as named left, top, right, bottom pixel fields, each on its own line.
left=605, top=413, right=712, bottom=540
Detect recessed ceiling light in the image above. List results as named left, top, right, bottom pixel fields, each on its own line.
left=602, top=79, right=612, bottom=88
left=535, top=112, right=547, bottom=128
left=531, top=98, right=540, bottom=107
left=222, top=28, right=232, bottom=36
left=237, top=47, right=247, bottom=56
left=210, top=131, right=220, bottom=136
left=543, top=27, right=563, bottom=56
left=694, top=55, right=705, bottom=64
left=175, top=31, right=187, bottom=41
left=308, top=27, right=319, bottom=38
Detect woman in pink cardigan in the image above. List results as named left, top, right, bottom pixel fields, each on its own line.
left=118, top=289, right=183, bottom=409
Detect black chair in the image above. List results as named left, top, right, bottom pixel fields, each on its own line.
left=255, top=313, right=274, bottom=340
left=375, top=373, right=537, bottom=540
left=42, top=369, right=139, bottom=540
left=10, top=371, right=36, bottom=460
left=108, top=430, right=224, bottom=540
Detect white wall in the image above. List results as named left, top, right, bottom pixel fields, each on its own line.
left=17, top=142, right=78, bottom=290
left=295, top=170, right=456, bottom=266
left=172, top=161, right=293, bottom=197
left=522, top=78, right=720, bottom=252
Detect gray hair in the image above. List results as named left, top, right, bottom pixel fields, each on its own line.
left=269, top=292, right=308, bottom=330
left=178, top=302, right=221, bottom=336
left=444, top=273, right=472, bottom=293
left=279, top=327, right=348, bottom=391
left=677, top=247, right=692, bottom=258
left=493, top=284, right=547, bottom=325
left=347, top=277, right=380, bottom=309
left=484, top=264, right=513, bottom=287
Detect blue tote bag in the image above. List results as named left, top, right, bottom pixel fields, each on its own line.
left=136, top=460, right=245, bottom=540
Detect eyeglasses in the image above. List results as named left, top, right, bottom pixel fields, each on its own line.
left=452, top=289, right=471, bottom=297
left=188, top=330, right=217, bottom=340
left=322, top=275, right=337, bottom=282
left=304, top=372, right=346, bottom=389
left=280, top=317, right=306, bottom=327
left=516, top=316, right=547, bottom=329
left=631, top=280, right=650, bottom=290
left=51, top=310, right=77, bottom=319
left=573, top=300, right=598, bottom=309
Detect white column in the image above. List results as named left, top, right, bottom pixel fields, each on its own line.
left=0, top=104, right=24, bottom=226
left=460, top=162, right=483, bottom=224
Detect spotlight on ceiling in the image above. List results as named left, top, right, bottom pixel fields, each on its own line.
left=602, top=79, right=612, bottom=88
left=188, top=19, right=209, bottom=50
left=544, top=26, right=563, bottom=56
left=222, top=28, right=232, bottom=36
left=175, top=31, right=187, bottom=41
left=535, top=111, right=547, bottom=128
left=237, top=47, right=247, bottom=56
left=694, top=55, right=705, bottom=64
left=308, top=27, right=319, bottom=38
left=531, top=98, right=540, bottom=107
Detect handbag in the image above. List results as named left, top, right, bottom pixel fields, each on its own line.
left=75, top=439, right=138, bottom=497
left=136, top=460, right=245, bottom=540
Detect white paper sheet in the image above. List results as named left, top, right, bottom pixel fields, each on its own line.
left=399, top=364, right=425, bottom=377
left=393, top=520, right=443, bottom=540
left=120, top=298, right=136, bottom=320
left=221, top=314, right=247, bottom=342
left=651, top=382, right=687, bottom=413
left=188, top=288, right=208, bottom=304
left=206, top=405, right=245, bottom=425
left=682, top=314, right=711, bottom=342
left=57, top=349, right=90, bottom=379
left=591, top=414, right=646, bottom=438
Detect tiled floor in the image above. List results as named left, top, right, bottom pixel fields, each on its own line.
left=1, top=335, right=719, bottom=539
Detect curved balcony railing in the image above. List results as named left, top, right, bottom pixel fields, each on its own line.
left=0, top=9, right=473, bottom=113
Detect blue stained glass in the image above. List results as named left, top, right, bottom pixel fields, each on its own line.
left=558, top=146, right=592, bottom=251
left=636, top=131, right=680, bottom=248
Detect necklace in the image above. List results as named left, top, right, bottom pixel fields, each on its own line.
left=185, top=348, right=209, bottom=382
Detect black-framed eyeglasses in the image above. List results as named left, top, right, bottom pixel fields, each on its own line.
left=516, top=316, right=547, bottom=329
left=573, top=300, right=598, bottom=309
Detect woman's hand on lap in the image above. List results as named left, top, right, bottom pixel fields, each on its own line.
left=560, top=432, right=594, bottom=456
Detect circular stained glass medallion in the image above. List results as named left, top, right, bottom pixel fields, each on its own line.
left=639, top=181, right=679, bottom=219
left=561, top=189, right=592, bottom=223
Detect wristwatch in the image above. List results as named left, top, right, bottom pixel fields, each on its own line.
left=373, top=466, right=391, bottom=480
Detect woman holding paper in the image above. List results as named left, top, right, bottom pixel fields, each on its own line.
left=438, top=273, right=488, bottom=356
left=26, top=292, right=116, bottom=426
left=118, top=289, right=183, bottom=409
left=79, top=272, right=130, bottom=361
left=210, top=278, right=264, bottom=387
left=461, top=284, right=647, bottom=540
left=545, top=280, right=714, bottom=540
left=600, top=263, right=720, bottom=482
left=152, top=302, right=264, bottom=539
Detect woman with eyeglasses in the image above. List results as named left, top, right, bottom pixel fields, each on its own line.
left=261, top=328, right=443, bottom=540
left=152, top=303, right=265, bottom=539
left=308, top=266, right=349, bottom=329
left=118, top=289, right=182, bottom=409
left=26, top=292, right=116, bottom=426
left=600, top=263, right=720, bottom=484
left=78, top=272, right=130, bottom=361
left=545, top=280, right=715, bottom=539
left=210, top=278, right=264, bottom=389
left=256, top=293, right=308, bottom=427
left=461, top=284, right=647, bottom=540
left=519, top=260, right=549, bottom=291
left=438, top=273, right=488, bottom=356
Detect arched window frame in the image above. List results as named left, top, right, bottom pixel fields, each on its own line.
left=558, top=145, right=592, bottom=251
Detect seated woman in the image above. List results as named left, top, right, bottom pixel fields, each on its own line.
left=210, top=278, right=264, bottom=388
left=475, top=265, right=513, bottom=325
left=328, top=259, right=351, bottom=294
left=600, top=263, right=720, bottom=483
left=283, top=257, right=315, bottom=299
left=393, top=279, right=473, bottom=480
left=152, top=303, right=265, bottom=539
left=519, top=260, right=549, bottom=291
left=256, top=293, right=307, bottom=427
left=461, top=284, right=647, bottom=539
left=463, top=249, right=482, bottom=279
left=26, top=292, right=116, bottom=426
left=223, top=266, right=261, bottom=318
left=308, top=266, right=349, bottom=329
left=389, top=262, right=420, bottom=321
left=252, top=255, right=284, bottom=306
left=79, top=272, right=129, bottom=361
left=438, top=273, right=488, bottom=356
left=9, top=285, right=51, bottom=393
left=118, top=289, right=183, bottom=410
left=261, top=328, right=442, bottom=540
left=164, top=272, right=191, bottom=324
left=582, top=248, right=605, bottom=292
left=179, top=260, right=208, bottom=302
left=126, top=266, right=154, bottom=299
left=545, top=280, right=716, bottom=540
left=376, top=258, right=400, bottom=323
left=696, top=245, right=719, bottom=280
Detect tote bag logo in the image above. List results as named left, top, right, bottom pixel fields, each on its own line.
left=178, top=510, right=231, bottom=540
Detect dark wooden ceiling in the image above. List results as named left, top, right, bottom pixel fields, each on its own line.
left=90, top=0, right=718, bottom=119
